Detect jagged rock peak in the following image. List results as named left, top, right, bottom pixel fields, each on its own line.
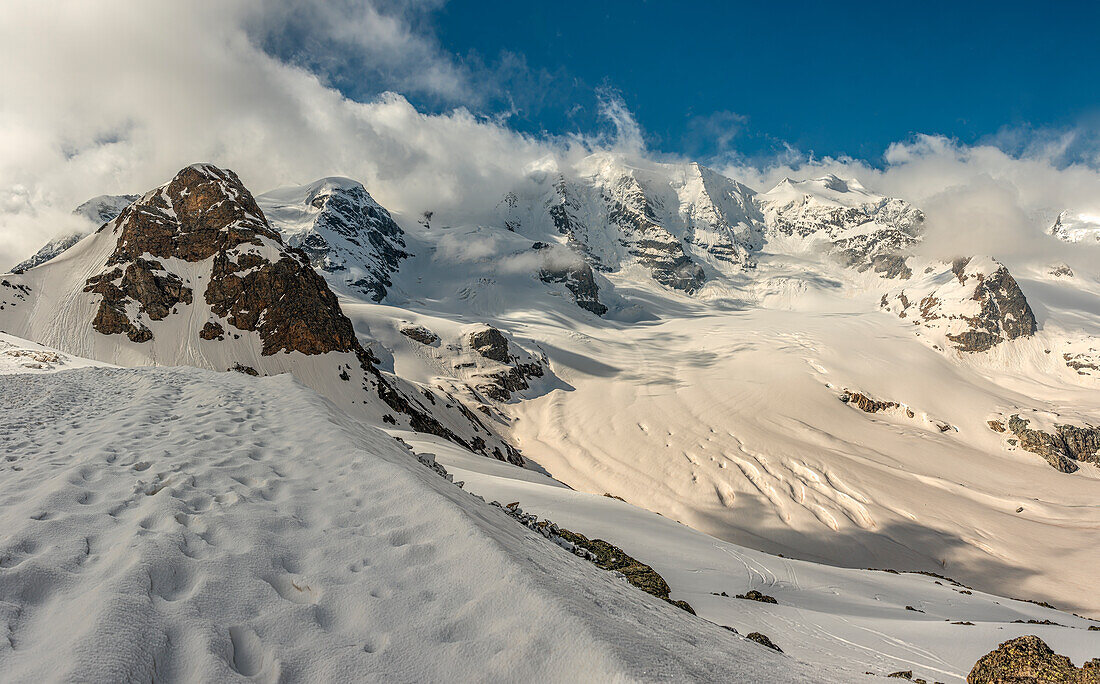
left=882, top=256, right=1037, bottom=353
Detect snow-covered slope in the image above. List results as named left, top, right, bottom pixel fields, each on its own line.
left=326, top=155, right=1098, bottom=622
left=5, top=155, right=1100, bottom=680
left=0, top=356, right=838, bottom=682
left=257, top=178, right=408, bottom=301
left=405, top=431, right=1100, bottom=683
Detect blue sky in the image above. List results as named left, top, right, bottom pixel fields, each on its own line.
left=323, top=0, right=1100, bottom=166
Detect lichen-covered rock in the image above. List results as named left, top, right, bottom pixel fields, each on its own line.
left=967, top=635, right=1100, bottom=683
left=735, top=590, right=778, bottom=604
left=200, top=321, right=225, bottom=341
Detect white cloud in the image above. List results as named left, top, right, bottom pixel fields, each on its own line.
left=718, top=134, right=1100, bottom=272
left=0, top=0, right=578, bottom=267
left=1, top=0, right=1099, bottom=277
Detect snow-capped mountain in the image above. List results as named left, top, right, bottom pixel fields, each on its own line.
left=495, top=156, right=923, bottom=298
left=0, top=164, right=519, bottom=464
left=10, top=194, right=138, bottom=272
left=257, top=178, right=408, bottom=301
left=881, top=255, right=1037, bottom=352
left=757, top=174, right=923, bottom=277
left=1050, top=210, right=1100, bottom=243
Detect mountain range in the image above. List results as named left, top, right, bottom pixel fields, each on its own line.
left=2, top=157, right=1099, bottom=682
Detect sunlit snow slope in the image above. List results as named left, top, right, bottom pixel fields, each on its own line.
left=0, top=355, right=832, bottom=682
left=345, top=154, right=1100, bottom=618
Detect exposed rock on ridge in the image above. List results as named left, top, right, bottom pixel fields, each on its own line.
left=882, top=257, right=1037, bottom=353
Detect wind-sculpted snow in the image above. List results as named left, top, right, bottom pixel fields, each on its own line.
left=0, top=364, right=834, bottom=682
left=408, top=432, right=1100, bottom=683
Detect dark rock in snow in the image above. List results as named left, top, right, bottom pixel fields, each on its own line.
left=735, top=590, right=778, bottom=604
left=400, top=325, right=440, bottom=346
left=745, top=632, right=782, bottom=653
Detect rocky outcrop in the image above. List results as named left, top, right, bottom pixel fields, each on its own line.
left=257, top=178, right=408, bottom=302
left=83, top=259, right=192, bottom=343
left=1000, top=415, right=1100, bottom=473
left=399, top=325, right=440, bottom=346
left=64, top=164, right=523, bottom=465
left=1063, top=349, right=1100, bottom=376
left=735, top=590, right=778, bottom=604
left=944, top=258, right=1036, bottom=352
left=883, top=257, right=1037, bottom=352
left=745, top=632, right=782, bottom=653
left=82, top=165, right=357, bottom=357
left=967, top=635, right=1100, bottom=683
left=841, top=391, right=905, bottom=415
left=467, top=327, right=545, bottom=401
left=496, top=501, right=695, bottom=615
left=534, top=243, right=608, bottom=315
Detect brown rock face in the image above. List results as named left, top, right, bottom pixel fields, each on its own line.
left=469, top=328, right=512, bottom=364
left=206, top=250, right=358, bottom=356
left=841, top=391, right=900, bottom=413
left=967, top=635, right=1100, bottom=683
left=84, top=259, right=192, bottom=343
left=86, top=164, right=358, bottom=357
left=108, top=165, right=278, bottom=264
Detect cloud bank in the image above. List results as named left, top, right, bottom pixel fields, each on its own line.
left=2, top=0, right=1100, bottom=274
